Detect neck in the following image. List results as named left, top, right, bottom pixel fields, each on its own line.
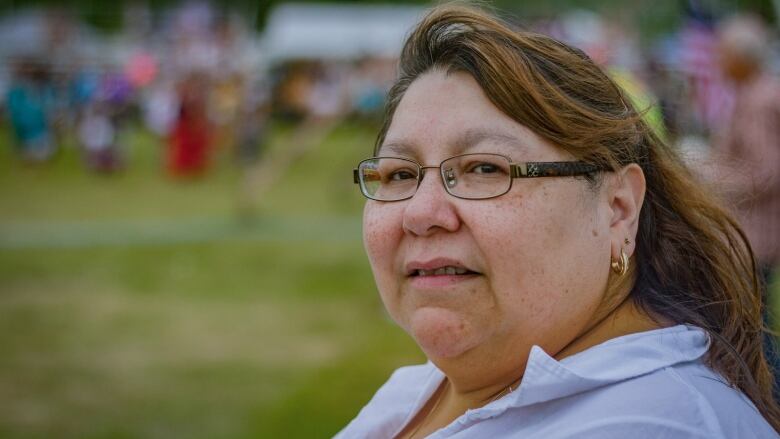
left=555, top=297, right=665, bottom=360
left=558, top=268, right=664, bottom=358
left=430, top=335, right=528, bottom=402
left=446, top=369, right=522, bottom=407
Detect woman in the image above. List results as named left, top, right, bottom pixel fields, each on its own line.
left=339, top=5, right=780, bottom=438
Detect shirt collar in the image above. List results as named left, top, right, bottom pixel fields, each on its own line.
left=458, top=325, right=710, bottom=422
left=512, top=325, right=709, bottom=407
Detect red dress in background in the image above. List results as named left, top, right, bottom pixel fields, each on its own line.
left=168, top=101, right=211, bottom=177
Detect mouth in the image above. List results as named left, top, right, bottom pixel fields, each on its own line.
left=411, top=266, right=477, bottom=277
left=405, top=261, right=480, bottom=289
left=405, top=259, right=481, bottom=278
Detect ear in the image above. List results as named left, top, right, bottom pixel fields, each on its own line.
left=607, top=164, right=646, bottom=259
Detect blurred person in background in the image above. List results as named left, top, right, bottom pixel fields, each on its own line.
left=235, top=75, right=271, bottom=216
left=78, top=100, right=122, bottom=173
left=68, top=62, right=100, bottom=129
left=5, top=57, right=57, bottom=163
left=306, top=62, right=348, bottom=122
left=209, top=15, right=246, bottom=155
left=678, top=2, right=734, bottom=138
left=711, top=14, right=780, bottom=397
left=75, top=65, right=134, bottom=174
left=235, top=75, right=271, bottom=168
left=340, top=5, right=779, bottom=438
left=209, top=71, right=243, bottom=153
left=167, top=72, right=212, bottom=178
left=348, top=56, right=391, bottom=119
left=142, top=77, right=179, bottom=138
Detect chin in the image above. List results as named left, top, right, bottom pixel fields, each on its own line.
left=407, top=307, right=482, bottom=359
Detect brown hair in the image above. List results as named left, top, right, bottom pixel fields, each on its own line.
left=376, top=3, right=780, bottom=430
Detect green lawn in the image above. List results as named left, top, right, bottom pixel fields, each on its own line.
left=0, top=121, right=425, bottom=439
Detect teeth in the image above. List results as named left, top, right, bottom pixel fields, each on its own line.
left=415, top=266, right=469, bottom=276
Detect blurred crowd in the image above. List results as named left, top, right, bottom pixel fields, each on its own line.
left=0, top=2, right=399, bottom=176
left=1, top=2, right=775, bottom=170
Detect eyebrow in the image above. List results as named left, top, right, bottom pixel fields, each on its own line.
left=379, top=128, right=529, bottom=158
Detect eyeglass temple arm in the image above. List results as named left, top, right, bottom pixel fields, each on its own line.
left=510, top=162, right=601, bottom=178
left=353, top=169, right=359, bottom=184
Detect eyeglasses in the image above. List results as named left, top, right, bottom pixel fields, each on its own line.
left=353, top=153, right=603, bottom=201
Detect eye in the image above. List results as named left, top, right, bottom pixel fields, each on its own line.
left=469, top=162, right=501, bottom=174
left=389, top=169, right=417, bottom=181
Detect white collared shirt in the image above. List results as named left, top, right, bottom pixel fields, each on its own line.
left=335, top=325, right=778, bottom=438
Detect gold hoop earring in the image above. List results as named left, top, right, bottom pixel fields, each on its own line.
left=611, top=248, right=629, bottom=276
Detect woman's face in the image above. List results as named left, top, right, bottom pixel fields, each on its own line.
left=363, top=70, right=613, bottom=366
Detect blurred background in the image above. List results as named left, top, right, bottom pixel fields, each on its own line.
left=0, top=0, right=778, bottom=438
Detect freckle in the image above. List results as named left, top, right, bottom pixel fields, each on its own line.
left=592, top=229, right=598, bottom=237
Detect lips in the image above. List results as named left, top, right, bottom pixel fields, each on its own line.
left=415, top=266, right=470, bottom=276
left=405, top=258, right=480, bottom=277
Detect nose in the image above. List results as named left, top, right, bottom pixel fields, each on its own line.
left=402, top=169, right=461, bottom=236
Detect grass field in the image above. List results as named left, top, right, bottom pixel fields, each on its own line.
left=0, top=121, right=425, bottom=439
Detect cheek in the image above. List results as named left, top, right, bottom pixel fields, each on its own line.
left=363, top=203, right=404, bottom=301
left=473, top=185, right=608, bottom=331
left=363, top=203, right=399, bottom=263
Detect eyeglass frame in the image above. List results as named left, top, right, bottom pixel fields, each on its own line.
left=353, top=153, right=605, bottom=201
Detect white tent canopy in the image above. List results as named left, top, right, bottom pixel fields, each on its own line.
left=261, top=3, right=426, bottom=62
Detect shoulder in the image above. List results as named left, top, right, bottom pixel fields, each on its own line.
left=334, top=363, right=436, bottom=439
left=668, top=362, right=778, bottom=438
left=375, top=362, right=437, bottom=398
left=544, top=361, right=777, bottom=439
left=361, top=363, right=439, bottom=415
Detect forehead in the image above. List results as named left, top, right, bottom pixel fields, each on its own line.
left=379, top=70, right=549, bottom=160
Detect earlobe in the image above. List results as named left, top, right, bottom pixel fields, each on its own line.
left=608, top=164, right=646, bottom=259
